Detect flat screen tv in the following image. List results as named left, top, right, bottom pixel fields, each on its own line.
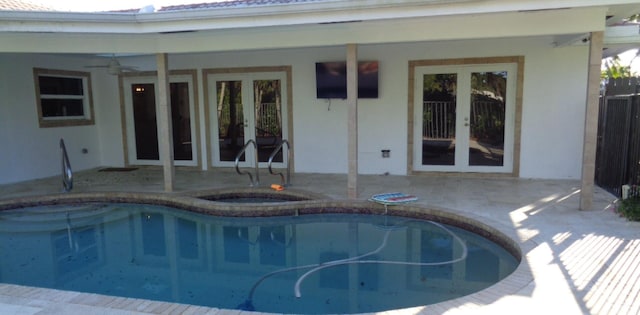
left=315, top=61, right=378, bottom=99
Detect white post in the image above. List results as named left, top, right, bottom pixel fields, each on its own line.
left=347, top=44, right=358, bottom=199
left=580, top=31, right=604, bottom=210
left=156, top=53, right=175, bottom=192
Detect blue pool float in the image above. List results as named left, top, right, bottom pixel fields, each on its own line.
left=369, top=192, right=418, bottom=205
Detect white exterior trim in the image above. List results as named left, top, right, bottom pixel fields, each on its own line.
left=0, top=0, right=619, bottom=35
left=0, top=7, right=607, bottom=54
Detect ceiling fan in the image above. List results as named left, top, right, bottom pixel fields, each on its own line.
left=85, top=55, right=138, bottom=75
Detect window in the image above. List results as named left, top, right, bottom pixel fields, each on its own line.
left=33, top=68, right=94, bottom=127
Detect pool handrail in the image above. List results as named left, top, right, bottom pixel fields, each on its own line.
left=267, top=139, right=291, bottom=187
left=234, top=139, right=259, bottom=187
left=60, top=138, right=73, bottom=193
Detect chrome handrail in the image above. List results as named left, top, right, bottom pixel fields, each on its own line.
left=60, top=138, right=73, bottom=192
left=235, top=139, right=259, bottom=187
left=268, top=139, right=291, bottom=186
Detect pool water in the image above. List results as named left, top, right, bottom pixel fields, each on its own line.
left=0, top=203, right=518, bottom=314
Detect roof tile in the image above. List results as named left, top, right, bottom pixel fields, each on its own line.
left=0, top=0, right=53, bottom=11
left=159, top=0, right=325, bottom=12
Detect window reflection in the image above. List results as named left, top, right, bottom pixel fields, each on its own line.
left=170, top=82, right=193, bottom=161
left=253, top=79, right=283, bottom=162
left=216, top=80, right=244, bottom=162
left=469, top=71, right=507, bottom=166
left=141, top=213, right=166, bottom=256
left=132, top=84, right=159, bottom=160
left=421, top=73, right=457, bottom=165
left=177, top=218, right=198, bottom=259
left=223, top=226, right=251, bottom=263
left=259, top=226, right=287, bottom=266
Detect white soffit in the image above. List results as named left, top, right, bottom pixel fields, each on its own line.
left=601, top=23, right=640, bottom=56
left=0, top=0, right=622, bottom=34
left=605, top=24, right=640, bottom=45
left=0, top=6, right=607, bottom=54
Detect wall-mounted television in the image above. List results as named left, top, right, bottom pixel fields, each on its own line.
left=315, top=61, right=379, bottom=99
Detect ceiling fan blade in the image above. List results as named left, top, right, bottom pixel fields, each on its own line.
left=84, top=56, right=138, bottom=75
left=119, top=66, right=139, bottom=72
left=107, top=67, right=121, bottom=75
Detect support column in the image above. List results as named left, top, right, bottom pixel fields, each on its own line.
left=580, top=31, right=604, bottom=210
left=156, top=53, right=175, bottom=192
left=347, top=44, right=358, bottom=199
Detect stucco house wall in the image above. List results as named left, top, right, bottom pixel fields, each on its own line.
left=0, top=54, right=103, bottom=184
left=0, top=34, right=589, bottom=184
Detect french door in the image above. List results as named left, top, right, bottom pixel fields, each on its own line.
left=122, top=74, right=198, bottom=166
left=208, top=72, right=288, bottom=168
left=413, top=63, right=516, bottom=173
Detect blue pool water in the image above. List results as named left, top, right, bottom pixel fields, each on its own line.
left=0, top=203, right=518, bottom=314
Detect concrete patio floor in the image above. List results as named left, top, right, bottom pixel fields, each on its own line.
left=0, top=167, right=638, bottom=315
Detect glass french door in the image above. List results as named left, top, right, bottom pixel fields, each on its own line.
left=413, top=64, right=516, bottom=173
left=209, top=72, right=287, bottom=168
left=122, top=74, right=197, bottom=166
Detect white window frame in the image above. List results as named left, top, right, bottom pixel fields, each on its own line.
left=33, top=68, right=95, bottom=128
left=207, top=71, right=289, bottom=169
left=121, top=73, right=199, bottom=167
left=412, top=63, right=517, bottom=173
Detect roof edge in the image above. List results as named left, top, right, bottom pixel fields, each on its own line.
left=0, top=0, right=633, bottom=34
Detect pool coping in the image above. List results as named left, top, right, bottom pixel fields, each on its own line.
left=0, top=190, right=537, bottom=315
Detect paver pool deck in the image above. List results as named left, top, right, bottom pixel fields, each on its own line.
left=0, top=167, right=638, bottom=315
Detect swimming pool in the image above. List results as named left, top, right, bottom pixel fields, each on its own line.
left=0, top=197, right=519, bottom=314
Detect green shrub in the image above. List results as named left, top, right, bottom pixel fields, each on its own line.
left=618, top=196, right=640, bottom=221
